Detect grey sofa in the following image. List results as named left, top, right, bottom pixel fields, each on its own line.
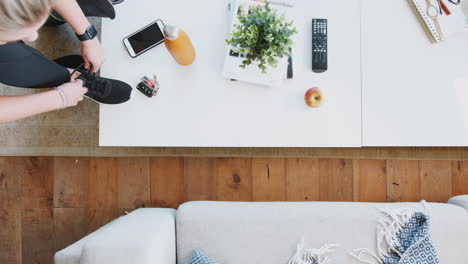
left=55, top=196, right=468, bottom=264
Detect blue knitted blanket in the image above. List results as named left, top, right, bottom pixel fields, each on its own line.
left=383, top=212, right=439, bottom=264
left=352, top=202, right=440, bottom=264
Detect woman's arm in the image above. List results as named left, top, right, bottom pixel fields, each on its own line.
left=0, top=80, right=87, bottom=124
left=0, top=91, right=62, bottom=124
left=52, top=0, right=105, bottom=72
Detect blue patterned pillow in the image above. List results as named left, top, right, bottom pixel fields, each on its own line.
left=189, top=250, right=217, bottom=264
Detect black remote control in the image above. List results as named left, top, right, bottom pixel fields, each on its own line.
left=312, top=19, right=328, bottom=73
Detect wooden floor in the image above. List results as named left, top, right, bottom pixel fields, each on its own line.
left=1, top=157, right=467, bottom=264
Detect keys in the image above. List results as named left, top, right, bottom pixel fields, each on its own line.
left=137, top=74, right=159, bottom=98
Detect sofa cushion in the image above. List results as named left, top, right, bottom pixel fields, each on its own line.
left=54, top=216, right=125, bottom=264
left=55, top=208, right=176, bottom=264
left=176, top=201, right=468, bottom=264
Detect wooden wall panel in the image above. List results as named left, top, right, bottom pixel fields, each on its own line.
left=285, top=158, right=319, bottom=201
left=386, top=160, right=420, bottom=202
left=353, top=159, right=387, bottom=202
left=217, top=158, right=252, bottom=201
left=0, top=190, right=22, bottom=264
left=53, top=208, right=87, bottom=251
left=117, top=157, right=151, bottom=209
left=184, top=158, right=217, bottom=201
left=150, top=157, right=184, bottom=208
left=452, top=161, right=468, bottom=196
left=22, top=157, right=54, bottom=264
left=54, top=157, right=88, bottom=208
left=420, top=160, right=452, bottom=202
left=319, top=159, right=353, bottom=201
left=87, top=158, right=119, bottom=233
left=0, top=157, right=22, bottom=191
left=252, top=158, right=286, bottom=201
left=0, top=157, right=23, bottom=264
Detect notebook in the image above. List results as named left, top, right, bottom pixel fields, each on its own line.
left=408, top=0, right=466, bottom=42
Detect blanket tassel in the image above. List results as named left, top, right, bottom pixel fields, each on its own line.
left=288, top=239, right=337, bottom=264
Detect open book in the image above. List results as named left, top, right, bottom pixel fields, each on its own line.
left=408, top=0, right=466, bottom=42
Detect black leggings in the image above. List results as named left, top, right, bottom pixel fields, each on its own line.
left=0, top=41, right=81, bottom=89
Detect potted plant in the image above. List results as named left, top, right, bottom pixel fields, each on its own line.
left=226, top=1, right=297, bottom=74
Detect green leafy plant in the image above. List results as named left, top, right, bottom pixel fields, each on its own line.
left=226, top=1, right=297, bottom=73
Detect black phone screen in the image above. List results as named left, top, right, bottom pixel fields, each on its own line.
left=128, top=22, right=164, bottom=55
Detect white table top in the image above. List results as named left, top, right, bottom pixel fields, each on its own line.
left=362, top=0, right=468, bottom=146
left=99, top=0, right=362, bottom=147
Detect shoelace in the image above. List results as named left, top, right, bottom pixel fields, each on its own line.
left=71, top=63, right=111, bottom=97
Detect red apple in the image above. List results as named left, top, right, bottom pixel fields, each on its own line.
left=305, top=87, right=323, bottom=108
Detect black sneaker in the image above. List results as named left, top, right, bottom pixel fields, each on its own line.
left=45, top=0, right=117, bottom=27
left=71, top=63, right=132, bottom=104
left=109, top=0, right=125, bottom=4
left=77, top=0, right=116, bottom=19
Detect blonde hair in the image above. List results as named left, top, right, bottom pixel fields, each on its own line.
left=0, top=0, right=54, bottom=30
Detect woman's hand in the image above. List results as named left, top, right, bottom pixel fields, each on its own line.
left=51, top=0, right=105, bottom=71
left=55, top=79, right=88, bottom=108
left=81, top=38, right=105, bottom=72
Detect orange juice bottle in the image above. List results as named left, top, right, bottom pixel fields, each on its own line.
left=163, top=24, right=196, bottom=66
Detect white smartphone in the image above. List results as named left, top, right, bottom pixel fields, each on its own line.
left=123, top=20, right=165, bottom=58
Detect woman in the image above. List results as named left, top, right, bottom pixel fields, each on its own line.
left=0, top=0, right=132, bottom=124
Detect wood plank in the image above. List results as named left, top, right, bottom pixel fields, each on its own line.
left=353, top=159, right=387, bottom=202
left=285, top=158, right=319, bottom=201
left=420, top=160, right=452, bottom=203
left=0, top=190, right=22, bottom=264
left=0, top=157, right=22, bottom=191
left=150, top=157, right=184, bottom=208
left=87, top=158, right=119, bottom=233
left=53, top=208, right=87, bottom=251
left=54, top=157, right=89, bottom=208
left=0, top=157, right=23, bottom=264
left=117, top=157, right=151, bottom=209
left=386, top=160, right=420, bottom=202
left=318, top=159, right=353, bottom=201
left=452, top=161, right=468, bottom=196
left=184, top=158, right=217, bottom=201
left=252, top=158, right=286, bottom=201
left=217, top=158, right=252, bottom=201
left=22, top=157, right=54, bottom=264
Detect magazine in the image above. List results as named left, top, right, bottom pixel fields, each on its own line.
left=223, top=0, right=295, bottom=86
